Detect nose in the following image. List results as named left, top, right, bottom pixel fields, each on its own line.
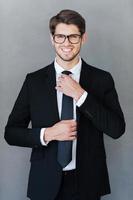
left=63, top=36, right=71, bottom=45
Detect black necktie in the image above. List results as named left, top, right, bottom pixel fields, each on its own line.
left=57, top=71, right=73, bottom=168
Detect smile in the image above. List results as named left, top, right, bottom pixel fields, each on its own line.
left=61, top=48, right=73, bottom=53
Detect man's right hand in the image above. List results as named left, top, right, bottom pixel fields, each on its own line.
left=44, top=120, right=77, bottom=142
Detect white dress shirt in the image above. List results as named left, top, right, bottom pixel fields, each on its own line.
left=40, top=58, right=87, bottom=170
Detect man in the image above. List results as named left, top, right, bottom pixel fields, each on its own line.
left=4, top=9, right=125, bottom=200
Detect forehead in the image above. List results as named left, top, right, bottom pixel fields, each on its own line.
left=55, top=23, right=80, bottom=34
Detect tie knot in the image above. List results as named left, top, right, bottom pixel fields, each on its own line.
left=62, top=71, right=72, bottom=75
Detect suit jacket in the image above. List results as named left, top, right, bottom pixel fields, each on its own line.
left=5, top=59, right=125, bottom=200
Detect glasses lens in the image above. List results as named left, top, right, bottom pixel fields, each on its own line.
left=54, top=34, right=65, bottom=44
left=69, top=34, right=81, bottom=44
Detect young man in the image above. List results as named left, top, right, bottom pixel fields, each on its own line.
left=5, top=10, right=125, bottom=200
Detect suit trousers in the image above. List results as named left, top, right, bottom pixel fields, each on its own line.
left=55, top=170, right=101, bottom=200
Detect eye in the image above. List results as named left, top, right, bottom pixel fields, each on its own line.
left=56, top=34, right=65, bottom=38
left=71, top=35, right=77, bottom=38
left=70, top=34, right=79, bottom=39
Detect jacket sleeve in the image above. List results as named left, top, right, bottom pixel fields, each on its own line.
left=78, top=73, right=126, bottom=139
left=4, top=74, right=43, bottom=148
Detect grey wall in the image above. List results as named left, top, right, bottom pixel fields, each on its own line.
left=0, top=0, right=133, bottom=200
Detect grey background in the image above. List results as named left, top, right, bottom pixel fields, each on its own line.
left=0, top=0, right=133, bottom=200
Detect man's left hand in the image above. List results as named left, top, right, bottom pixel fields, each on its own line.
left=56, top=74, right=85, bottom=101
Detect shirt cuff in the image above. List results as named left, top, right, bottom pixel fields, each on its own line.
left=40, top=128, right=49, bottom=146
left=76, top=91, right=88, bottom=107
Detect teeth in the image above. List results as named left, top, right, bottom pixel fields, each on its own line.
left=62, top=48, right=72, bottom=52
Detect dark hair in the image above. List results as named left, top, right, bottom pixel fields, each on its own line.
left=49, top=9, right=86, bottom=35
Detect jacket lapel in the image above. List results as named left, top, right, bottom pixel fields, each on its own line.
left=76, top=59, right=93, bottom=122
left=45, top=63, right=60, bottom=123
left=79, top=59, right=92, bottom=91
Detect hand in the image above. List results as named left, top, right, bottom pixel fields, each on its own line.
left=44, top=120, right=77, bottom=142
left=55, top=74, right=85, bottom=101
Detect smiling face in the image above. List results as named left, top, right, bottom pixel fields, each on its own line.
left=51, top=23, right=86, bottom=69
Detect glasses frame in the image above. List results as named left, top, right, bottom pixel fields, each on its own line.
left=53, top=34, right=82, bottom=44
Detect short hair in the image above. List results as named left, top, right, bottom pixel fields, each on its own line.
left=49, top=9, right=86, bottom=35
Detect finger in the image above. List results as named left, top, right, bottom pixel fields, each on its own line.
left=61, top=120, right=77, bottom=127
left=58, top=74, right=65, bottom=80
left=62, top=74, right=73, bottom=79
left=55, top=131, right=77, bottom=141
left=55, top=86, right=63, bottom=92
left=67, top=131, right=77, bottom=138
left=63, top=135, right=77, bottom=141
left=56, top=81, right=62, bottom=87
left=55, top=135, right=76, bottom=141
left=70, top=131, right=77, bottom=136
left=69, top=133, right=77, bottom=139
left=71, top=127, right=77, bottom=132
left=67, top=136, right=77, bottom=141
left=58, top=76, right=65, bottom=81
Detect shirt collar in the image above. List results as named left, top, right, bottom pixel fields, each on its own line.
left=54, top=57, right=82, bottom=75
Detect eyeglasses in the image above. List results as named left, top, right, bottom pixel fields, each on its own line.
left=53, top=34, right=82, bottom=44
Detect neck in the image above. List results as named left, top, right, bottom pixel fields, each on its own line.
left=56, top=56, right=80, bottom=70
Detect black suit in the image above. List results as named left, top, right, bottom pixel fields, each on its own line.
left=5, top=59, right=125, bottom=200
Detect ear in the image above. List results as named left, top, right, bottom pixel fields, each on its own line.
left=50, top=34, right=54, bottom=46
left=81, top=32, right=88, bottom=45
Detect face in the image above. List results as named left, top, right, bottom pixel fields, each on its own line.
left=51, top=23, right=86, bottom=68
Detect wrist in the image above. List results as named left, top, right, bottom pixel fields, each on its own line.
left=44, top=127, right=53, bottom=142
left=74, top=88, right=85, bottom=102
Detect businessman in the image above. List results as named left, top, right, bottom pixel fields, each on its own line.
left=5, top=9, right=125, bottom=200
